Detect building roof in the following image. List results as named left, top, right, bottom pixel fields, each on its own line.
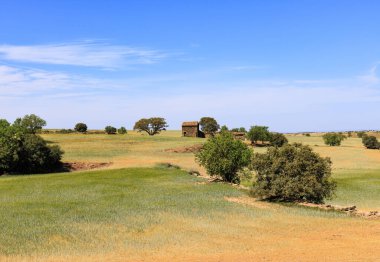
left=182, top=121, right=199, bottom=127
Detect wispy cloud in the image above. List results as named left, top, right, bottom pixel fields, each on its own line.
left=0, top=41, right=166, bottom=69
left=358, top=62, right=380, bottom=85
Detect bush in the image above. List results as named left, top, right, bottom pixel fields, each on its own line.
left=74, top=123, right=87, bottom=133
left=362, top=136, right=380, bottom=149
left=57, top=129, right=74, bottom=134
left=105, top=126, right=117, bottom=134
left=356, top=131, right=366, bottom=138
left=251, top=143, right=336, bottom=203
left=304, top=133, right=311, bottom=137
left=269, top=132, right=288, bottom=147
left=118, top=127, right=127, bottom=134
left=195, top=132, right=252, bottom=183
left=322, top=132, right=346, bottom=146
left=0, top=121, right=63, bottom=174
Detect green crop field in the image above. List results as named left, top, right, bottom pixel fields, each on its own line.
left=0, top=131, right=379, bottom=261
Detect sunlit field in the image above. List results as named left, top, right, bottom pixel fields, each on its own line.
left=0, top=131, right=379, bottom=261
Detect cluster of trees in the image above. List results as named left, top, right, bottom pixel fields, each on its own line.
left=246, top=125, right=288, bottom=147
left=0, top=115, right=63, bottom=175
left=362, top=135, right=380, bottom=149
left=195, top=131, right=336, bottom=203
left=322, top=133, right=346, bottom=146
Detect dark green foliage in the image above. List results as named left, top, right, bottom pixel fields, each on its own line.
left=322, top=133, right=346, bottom=146
left=57, top=129, right=74, bottom=134
left=195, top=132, right=252, bottom=183
left=247, top=125, right=270, bottom=145
left=231, top=127, right=247, bottom=133
left=118, top=126, right=127, bottom=134
left=105, top=126, right=117, bottom=134
left=199, top=117, right=220, bottom=136
left=0, top=120, right=63, bottom=174
left=362, top=136, right=380, bottom=149
left=13, top=114, right=46, bottom=134
left=347, top=131, right=352, bottom=137
left=74, top=123, right=88, bottom=133
left=304, top=133, right=311, bottom=137
left=269, top=132, right=288, bottom=147
left=133, top=117, right=168, bottom=136
left=356, top=131, right=366, bottom=138
left=250, top=143, right=336, bottom=203
left=0, top=119, right=10, bottom=129
left=220, top=125, right=229, bottom=132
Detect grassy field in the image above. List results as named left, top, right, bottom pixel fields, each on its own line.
left=0, top=131, right=379, bottom=261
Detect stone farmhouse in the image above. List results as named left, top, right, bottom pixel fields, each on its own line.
left=182, top=121, right=205, bottom=138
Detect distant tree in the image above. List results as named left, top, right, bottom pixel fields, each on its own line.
left=118, top=127, right=127, bottom=134
left=251, top=143, right=336, bottom=203
left=231, top=127, right=247, bottom=133
left=347, top=131, right=352, bottom=137
left=220, top=125, right=229, bottom=132
left=74, top=123, right=87, bottom=133
left=304, top=133, right=311, bottom=137
left=356, top=131, right=366, bottom=138
left=247, top=125, right=270, bottom=145
left=269, top=132, right=288, bottom=147
left=105, top=126, right=117, bottom=134
left=13, top=114, right=46, bottom=134
left=199, top=117, right=220, bottom=136
left=133, top=117, right=168, bottom=136
left=322, top=133, right=346, bottom=146
left=362, top=136, right=380, bottom=149
left=195, top=132, right=252, bottom=184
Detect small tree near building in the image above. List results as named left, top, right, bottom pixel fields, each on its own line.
left=199, top=117, right=220, bottom=136
left=133, top=117, right=168, bottom=136
left=74, top=123, right=88, bottom=133
left=195, top=132, right=251, bottom=184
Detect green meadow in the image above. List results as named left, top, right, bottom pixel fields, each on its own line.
left=0, top=131, right=379, bottom=261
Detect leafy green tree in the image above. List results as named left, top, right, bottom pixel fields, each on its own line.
left=231, top=127, right=247, bottom=133
left=133, top=117, right=168, bottom=136
left=0, top=119, right=10, bottom=129
left=220, top=125, right=229, bottom=132
left=247, top=125, right=270, bottom=145
left=322, top=133, right=346, bottom=146
left=118, top=127, right=127, bottom=134
left=199, top=117, right=220, bottom=136
left=195, top=132, right=252, bottom=183
left=13, top=114, right=46, bottom=134
left=0, top=119, right=63, bottom=175
left=105, top=126, right=117, bottom=134
left=269, top=132, right=288, bottom=147
left=362, top=136, right=380, bottom=149
left=251, top=143, right=336, bottom=203
left=74, top=123, right=88, bottom=133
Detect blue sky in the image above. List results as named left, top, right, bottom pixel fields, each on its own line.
left=0, top=1, right=379, bottom=132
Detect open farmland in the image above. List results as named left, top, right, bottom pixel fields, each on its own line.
left=0, top=131, right=379, bottom=261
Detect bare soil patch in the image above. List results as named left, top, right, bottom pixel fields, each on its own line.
left=63, top=162, right=112, bottom=172
left=225, top=196, right=274, bottom=209
left=165, top=144, right=203, bottom=153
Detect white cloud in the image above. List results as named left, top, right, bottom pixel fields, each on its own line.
left=0, top=41, right=166, bottom=69
left=358, top=62, right=380, bottom=85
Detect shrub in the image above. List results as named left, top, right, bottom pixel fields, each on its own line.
left=269, top=132, right=288, bottom=147
left=362, top=136, right=380, bottom=149
left=250, top=143, right=336, bottom=203
left=134, top=117, right=168, bottom=136
left=247, top=125, right=270, bottom=145
left=118, top=126, right=127, bottom=134
left=105, top=126, right=117, bottom=134
left=304, top=133, right=311, bottom=137
left=0, top=121, right=63, bottom=174
left=74, top=123, right=88, bottom=133
left=356, top=131, right=366, bottom=138
left=57, top=129, right=74, bottom=134
left=195, top=132, right=252, bottom=184
left=322, top=133, right=346, bottom=146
